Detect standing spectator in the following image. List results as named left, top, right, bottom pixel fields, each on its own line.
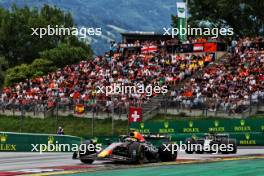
left=57, top=126, right=64, bottom=135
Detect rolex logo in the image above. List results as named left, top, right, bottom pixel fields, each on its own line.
left=240, top=120, right=245, bottom=126
left=214, top=120, right=219, bottom=127
left=245, top=133, right=250, bottom=140
left=164, top=122, right=169, bottom=129
left=0, top=134, right=7, bottom=143
left=92, top=137, right=98, bottom=143
left=140, top=122, right=144, bottom=129
left=189, top=121, right=193, bottom=128
left=48, top=136, right=54, bottom=144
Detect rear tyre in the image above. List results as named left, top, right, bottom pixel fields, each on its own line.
left=185, top=138, right=195, bottom=154
left=220, top=139, right=229, bottom=154
left=228, top=139, right=237, bottom=154
left=158, top=143, right=177, bottom=162
left=195, top=140, right=204, bottom=154
left=129, top=142, right=145, bottom=164
left=72, top=151, right=78, bottom=159
left=209, top=141, right=219, bottom=153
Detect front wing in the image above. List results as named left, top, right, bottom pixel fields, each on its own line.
left=73, top=152, right=133, bottom=162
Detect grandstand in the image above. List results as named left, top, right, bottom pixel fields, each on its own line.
left=0, top=34, right=263, bottom=120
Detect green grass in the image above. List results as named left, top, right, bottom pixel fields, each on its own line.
left=66, top=159, right=264, bottom=176
left=0, top=113, right=263, bottom=138
left=0, top=115, right=128, bottom=137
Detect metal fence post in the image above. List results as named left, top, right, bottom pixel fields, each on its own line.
left=20, top=104, right=24, bottom=133
left=56, top=102, right=59, bottom=131
left=249, top=94, right=252, bottom=114
left=112, top=101, right=114, bottom=137
left=92, top=107, right=95, bottom=137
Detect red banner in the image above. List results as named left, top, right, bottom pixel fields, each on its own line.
left=193, top=43, right=204, bottom=52
left=129, top=107, right=142, bottom=123
left=204, top=42, right=217, bottom=52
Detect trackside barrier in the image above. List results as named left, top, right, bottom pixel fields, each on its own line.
left=130, top=118, right=264, bottom=146
left=0, top=132, right=81, bottom=152
left=169, top=132, right=264, bottom=146
left=84, top=132, right=264, bottom=147
left=130, top=119, right=264, bottom=133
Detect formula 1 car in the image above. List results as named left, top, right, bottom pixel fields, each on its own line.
left=185, top=133, right=237, bottom=154
left=73, top=134, right=177, bottom=164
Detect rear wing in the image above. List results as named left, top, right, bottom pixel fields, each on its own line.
left=119, top=134, right=171, bottom=140
left=204, top=133, right=230, bottom=137
left=142, top=134, right=171, bottom=140
left=143, top=134, right=172, bottom=146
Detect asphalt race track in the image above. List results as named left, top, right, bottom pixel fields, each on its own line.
left=0, top=147, right=264, bottom=175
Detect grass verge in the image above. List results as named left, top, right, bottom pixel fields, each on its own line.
left=0, top=115, right=128, bottom=137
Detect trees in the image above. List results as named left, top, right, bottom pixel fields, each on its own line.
left=4, top=44, right=89, bottom=86
left=0, top=4, right=93, bottom=87
left=0, top=57, right=8, bottom=87
left=172, top=0, right=264, bottom=37
left=40, top=44, right=89, bottom=68
left=5, top=64, right=31, bottom=86
left=0, top=4, right=91, bottom=66
left=30, top=58, right=55, bottom=77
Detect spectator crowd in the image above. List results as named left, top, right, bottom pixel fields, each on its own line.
left=0, top=39, right=213, bottom=114
left=1, top=36, right=263, bottom=115
left=169, top=37, right=264, bottom=113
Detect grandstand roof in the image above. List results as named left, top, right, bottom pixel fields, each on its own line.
left=120, top=31, right=174, bottom=43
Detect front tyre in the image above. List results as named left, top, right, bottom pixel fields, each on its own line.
left=78, top=140, right=96, bottom=164
left=129, top=142, right=145, bottom=164
left=80, top=159, right=94, bottom=164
